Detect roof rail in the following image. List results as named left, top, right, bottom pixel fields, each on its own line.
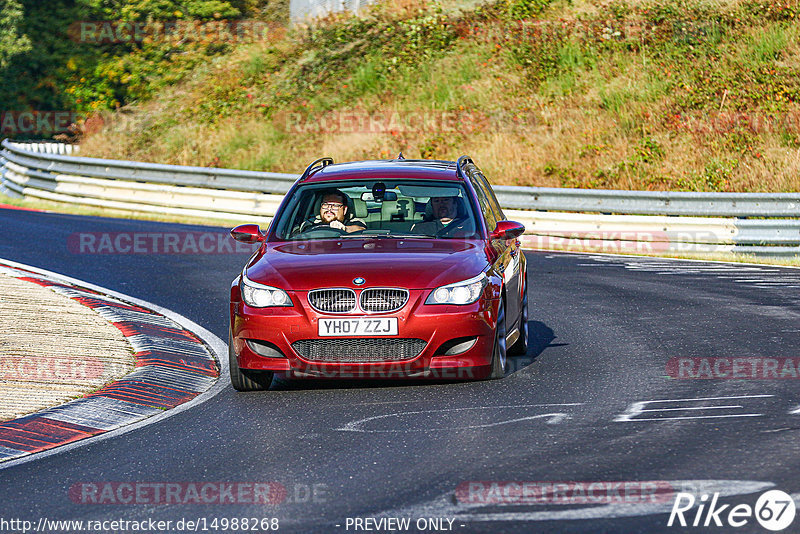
left=456, top=155, right=474, bottom=180
left=300, top=157, right=334, bottom=180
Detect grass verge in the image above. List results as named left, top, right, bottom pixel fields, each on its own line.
left=75, top=0, right=800, bottom=193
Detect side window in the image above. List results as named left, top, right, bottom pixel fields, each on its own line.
left=469, top=173, right=498, bottom=231
left=476, top=172, right=506, bottom=221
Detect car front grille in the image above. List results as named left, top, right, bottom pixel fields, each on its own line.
left=308, top=288, right=357, bottom=313
left=307, top=287, right=409, bottom=313
left=292, top=339, right=427, bottom=362
left=360, top=288, right=409, bottom=312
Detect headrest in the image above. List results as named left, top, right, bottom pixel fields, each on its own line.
left=352, top=197, right=368, bottom=218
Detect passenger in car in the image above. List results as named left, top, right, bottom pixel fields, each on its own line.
left=411, top=196, right=467, bottom=235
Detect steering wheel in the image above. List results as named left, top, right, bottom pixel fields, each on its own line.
left=298, top=224, right=348, bottom=238
left=435, top=219, right=469, bottom=238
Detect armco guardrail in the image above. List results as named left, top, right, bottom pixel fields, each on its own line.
left=0, top=140, right=293, bottom=223
left=493, top=185, right=800, bottom=217
left=1, top=139, right=799, bottom=257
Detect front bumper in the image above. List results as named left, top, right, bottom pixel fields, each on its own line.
left=230, top=288, right=498, bottom=380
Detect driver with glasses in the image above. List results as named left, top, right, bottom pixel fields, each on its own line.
left=299, top=189, right=366, bottom=234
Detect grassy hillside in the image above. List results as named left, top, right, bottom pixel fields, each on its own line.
left=79, top=0, right=800, bottom=192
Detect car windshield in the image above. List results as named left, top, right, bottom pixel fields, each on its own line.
left=273, top=180, right=480, bottom=240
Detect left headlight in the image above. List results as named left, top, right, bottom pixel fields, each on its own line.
left=426, top=273, right=488, bottom=305
left=241, top=274, right=292, bottom=308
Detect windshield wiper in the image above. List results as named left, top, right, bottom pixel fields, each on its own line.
left=342, top=233, right=432, bottom=239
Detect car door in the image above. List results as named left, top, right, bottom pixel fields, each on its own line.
left=476, top=170, right=524, bottom=326
left=467, top=168, right=521, bottom=327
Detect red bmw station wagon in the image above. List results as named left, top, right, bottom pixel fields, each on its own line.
left=228, top=156, right=528, bottom=390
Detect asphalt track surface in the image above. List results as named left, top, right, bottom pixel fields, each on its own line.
left=1, top=207, right=799, bottom=534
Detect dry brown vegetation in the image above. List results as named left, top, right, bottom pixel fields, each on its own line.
left=79, top=0, right=800, bottom=192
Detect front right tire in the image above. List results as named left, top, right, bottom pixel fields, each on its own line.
left=489, top=299, right=507, bottom=379
left=229, top=333, right=273, bottom=391
left=508, top=270, right=529, bottom=356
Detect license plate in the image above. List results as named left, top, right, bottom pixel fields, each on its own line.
left=318, top=317, right=398, bottom=337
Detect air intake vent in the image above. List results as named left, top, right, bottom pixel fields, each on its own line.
left=293, top=339, right=426, bottom=362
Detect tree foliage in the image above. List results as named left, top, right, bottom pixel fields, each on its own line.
left=0, top=0, right=31, bottom=68
left=0, top=0, right=286, bottom=134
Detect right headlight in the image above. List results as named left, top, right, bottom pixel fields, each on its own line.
left=426, top=273, right=487, bottom=305
left=241, top=274, right=292, bottom=308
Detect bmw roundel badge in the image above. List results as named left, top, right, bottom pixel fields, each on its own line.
left=353, top=277, right=366, bottom=286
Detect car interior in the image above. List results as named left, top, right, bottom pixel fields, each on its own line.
left=280, top=182, right=478, bottom=239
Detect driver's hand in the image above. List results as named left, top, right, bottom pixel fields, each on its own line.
left=329, top=220, right=346, bottom=231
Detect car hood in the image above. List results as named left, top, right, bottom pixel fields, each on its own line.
left=245, top=239, right=489, bottom=291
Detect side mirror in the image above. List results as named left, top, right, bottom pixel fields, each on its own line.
left=490, top=220, right=525, bottom=241
left=231, top=224, right=266, bottom=244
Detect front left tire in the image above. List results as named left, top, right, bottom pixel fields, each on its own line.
left=229, top=333, right=273, bottom=391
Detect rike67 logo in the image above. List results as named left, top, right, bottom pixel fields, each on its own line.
left=668, top=490, right=796, bottom=531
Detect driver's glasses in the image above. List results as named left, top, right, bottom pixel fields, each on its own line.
left=321, top=202, right=343, bottom=210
